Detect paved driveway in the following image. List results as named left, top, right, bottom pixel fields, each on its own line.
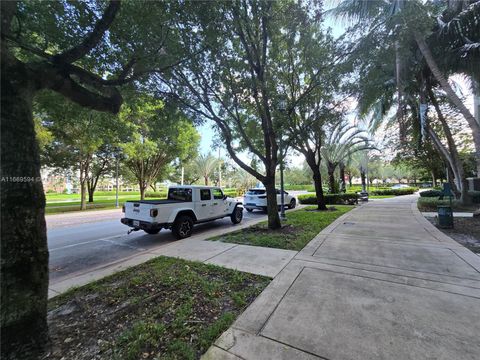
left=204, top=195, right=480, bottom=360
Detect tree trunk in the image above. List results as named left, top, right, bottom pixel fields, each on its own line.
left=87, top=177, right=95, bottom=203
left=139, top=183, right=146, bottom=200
left=1, top=66, right=49, bottom=359
left=360, top=169, right=366, bottom=192
left=327, top=162, right=336, bottom=193
left=204, top=176, right=208, bottom=186
left=305, top=152, right=327, bottom=211
left=312, top=167, right=328, bottom=211
left=263, top=174, right=281, bottom=230
left=415, top=32, right=480, bottom=176
left=395, top=40, right=406, bottom=143
left=80, top=175, right=87, bottom=210
left=431, top=171, right=436, bottom=188
left=339, top=163, right=346, bottom=193
left=428, top=88, right=470, bottom=204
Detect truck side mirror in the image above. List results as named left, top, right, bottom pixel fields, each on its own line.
left=223, top=194, right=227, bottom=200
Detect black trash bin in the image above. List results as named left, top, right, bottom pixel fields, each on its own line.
left=437, top=205, right=453, bottom=229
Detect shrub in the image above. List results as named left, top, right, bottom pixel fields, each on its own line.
left=417, top=197, right=459, bottom=212
left=370, top=188, right=417, bottom=196
left=469, top=191, right=480, bottom=204
left=419, top=190, right=443, bottom=198
left=298, top=193, right=359, bottom=205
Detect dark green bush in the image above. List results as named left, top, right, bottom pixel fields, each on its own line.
left=469, top=191, right=480, bottom=204
left=298, top=193, right=359, bottom=205
left=419, top=190, right=443, bottom=198
left=370, top=188, right=416, bottom=196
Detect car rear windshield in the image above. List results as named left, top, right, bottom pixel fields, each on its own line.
left=168, top=188, right=192, bottom=202
left=247, top=189, right=266, bottom=195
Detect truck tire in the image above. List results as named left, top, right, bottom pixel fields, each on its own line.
left=172, top=215, right=194, bottom=239
left=289, top=198, right=296, bottom=209
left=144, top=228, right=160, bottom=235
left=246, top=208, right=253, bottom=213
left=231, top=206, right=243, bottom=224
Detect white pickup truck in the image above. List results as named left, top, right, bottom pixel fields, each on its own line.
left=121, top=185, right=243, bottom=239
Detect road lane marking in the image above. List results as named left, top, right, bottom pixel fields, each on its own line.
left=49, top=234, right=128, bottom=252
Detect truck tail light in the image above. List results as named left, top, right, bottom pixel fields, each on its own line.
left=122, top=205, right=125, bottom=213
left=150, top=209, right=158, bottom=217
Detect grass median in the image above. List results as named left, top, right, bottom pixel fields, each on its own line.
left=210, top=205, right=353, bottom=251
left=47, top=256, right=270, bottom=360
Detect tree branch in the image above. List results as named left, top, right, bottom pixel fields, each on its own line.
left=53, top=0, right=121, bottom=64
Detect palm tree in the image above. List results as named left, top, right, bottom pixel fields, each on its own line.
left=333, top=0, right=480, bottom=176
left=320, top=121, right=372, bottom=193
left=194, top=153, right=221, bottom=186
left=333, top=0, right=476, bottom=203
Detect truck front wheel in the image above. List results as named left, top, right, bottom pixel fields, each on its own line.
left=172, top=215, right=194, bottom=239
left=231, top=207, right=243, bottom=224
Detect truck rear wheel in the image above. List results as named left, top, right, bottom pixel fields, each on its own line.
left=144, top=228, right=161, bottom=235
left=231, top=207, right=243, bottom=224
left=172, top=215, right=194, bottom=239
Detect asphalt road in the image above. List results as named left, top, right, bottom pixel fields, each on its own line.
left=47, top=209, right=267, bottom=283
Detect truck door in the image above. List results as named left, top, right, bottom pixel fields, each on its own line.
left=211, top=188, right=227, bottom=218
left=195, top=188, right=212, bottom=220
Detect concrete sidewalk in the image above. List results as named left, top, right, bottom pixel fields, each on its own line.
left=204, top=195, right=480, bottom=360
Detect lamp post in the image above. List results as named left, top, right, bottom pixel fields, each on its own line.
left=278, top=99, right=287, bottom=220
left=115, top=150, right=120, bottom=208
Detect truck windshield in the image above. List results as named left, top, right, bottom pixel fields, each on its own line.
left=168, top=188, right=192, bottom=202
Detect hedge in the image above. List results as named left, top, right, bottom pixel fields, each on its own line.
left=470, top=191, right=480, bottom=203
left=419, top=190, right=443, bottom=198
left=298, top=193, right=359, bottom=205
left=419, top=190, right=480, bottom=203
left=369, top=188, right=417, bottom=196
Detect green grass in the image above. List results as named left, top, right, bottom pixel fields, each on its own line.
left=369, top=195, right=395, bottom=199
left=211, top=205, right=353, bottom=251
left=45, top=192, right=165, bottom=214
left=48, top=256, right=270, bottom=360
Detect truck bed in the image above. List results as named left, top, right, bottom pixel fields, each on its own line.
left=125, top=199, right=189, bottom=205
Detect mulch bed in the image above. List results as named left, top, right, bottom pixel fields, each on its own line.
left=42, top=257, right=270, bottom=360
left=428, top=217, right=480, bottom=254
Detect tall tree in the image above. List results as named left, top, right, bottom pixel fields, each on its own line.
left=321, top=121, right=372, bottom=193
left=1, top=1, right=187, bottom=357
left=193, top=153, right=221, bottom=186
left=168, top=0, right=324, bottom=229
left=36, top=92, right=124, bottom=209
left=272, top=6, right=346, bottom=210
left=121, top=98, right=200, bottom=200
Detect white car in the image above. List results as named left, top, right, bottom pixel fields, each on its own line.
left=121, top=186, right=243, bottom=239
left=243, top=188, right=296, bottom=212
left=391, top=184, right=410, bottom=189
